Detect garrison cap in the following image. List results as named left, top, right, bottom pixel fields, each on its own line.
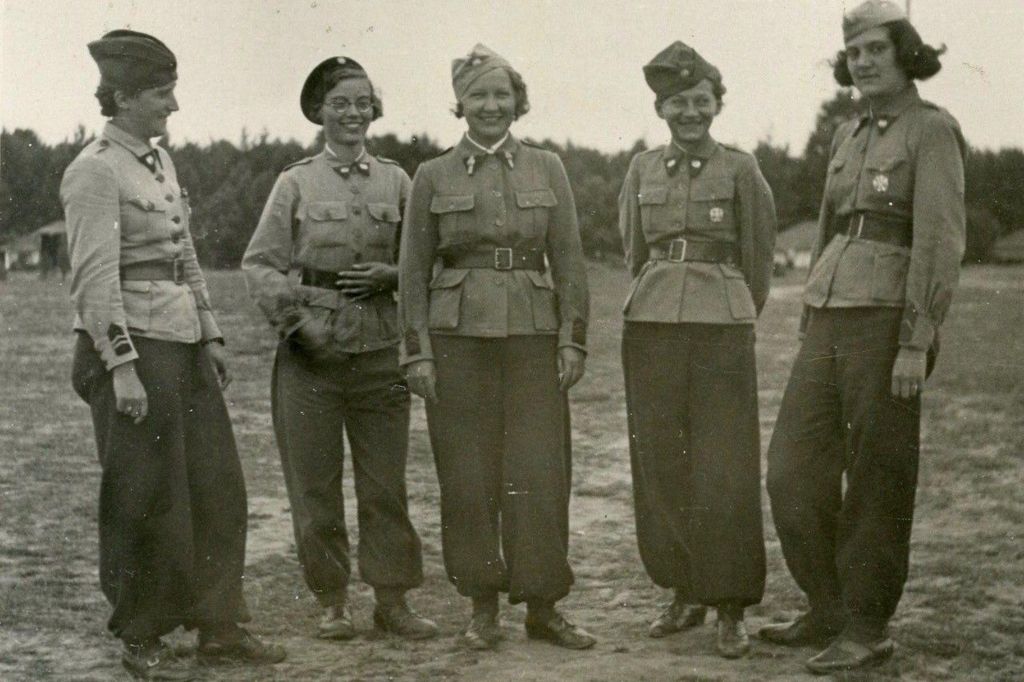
left=451, top=43, right=524, bottom=101
left=88, top=30, right=177, bottom=91
left=643, top=41, right=723, bottom=100
left=843, top=0, right=908, bottom=42
left=300, top=56, right=376, bottom=124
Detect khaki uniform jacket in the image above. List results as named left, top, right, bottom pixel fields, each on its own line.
left=60, top=122, right=221, bottom=371
left=241, top=150, right=410, bottom=354
left=802, top=85, right=966, bottom=349
left=398, top=135, right=589, bottom=365
left=619, top=137, right=777, bottom=323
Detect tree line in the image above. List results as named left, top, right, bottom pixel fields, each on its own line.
left=3, top=92, right=1022, bottom=267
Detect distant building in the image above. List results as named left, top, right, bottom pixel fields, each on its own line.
left=774, top=219, right=818, bottom=272
left=990, top=229, right=1024, bottom=263
left=2, top=221, right=69, bottom=279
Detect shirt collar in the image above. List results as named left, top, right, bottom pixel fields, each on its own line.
left=663, top=136, right=718, bottom=175
left=103, top=121, right=156, bottom=157
left=323, top=143, right=367, bottom=167
left=855, top=84, right=921, bottom=136
left=465, top=132, right=511, bottom=154
left=457, top=133, right=520, bottom=175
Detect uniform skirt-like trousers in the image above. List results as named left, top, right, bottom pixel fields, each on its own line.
left=71, top=333, right=249, bottom=643
left=426, top=334, right=574, bottom=605
left=272, top=341, right=422, bottom=606
left=622, top=322, right=765, bottom=607
left=767, top=307, right=928, bottom=638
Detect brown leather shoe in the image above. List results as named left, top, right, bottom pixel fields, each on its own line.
left=318, top=603, right=356, bottom=640
left=197, top=626, right=286, bottom=664
left=805, top=636, right=894, bottom=674
left=462, top=611, right=503, bottom=650
left=648, top=602, right=708, bottom=638
left=758, top=612, right=842, bottom=648
left=716, top=612, right=750, bottom=659
left=524, top=610, right=597, bottom=650
left=373, top=601, right=439, bottom=640
left=122, top=640, right=195, bottom=681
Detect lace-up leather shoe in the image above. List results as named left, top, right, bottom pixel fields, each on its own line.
left=524, top=610, right=597, bottom=650
left=648, top=602, right=707, bottom=638
left=197, top=626, right=286, bottom=664
left=805, top=636, right=894, bottom=674
left=373, top=602, right=439, bottom=640
left=318, top=603, right=356, bottom=640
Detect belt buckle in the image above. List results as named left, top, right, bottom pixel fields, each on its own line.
left=172, top=258, right=185, bottom=284
left=667, top=239, right=687, bottom=263
left=494, top=247, right=513, bottom=270
left=851, top=214, right=865, bottom=239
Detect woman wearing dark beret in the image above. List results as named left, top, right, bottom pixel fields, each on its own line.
left=619, top=40, right=776, bottom=659
left=760, top=0, right=966, bottom=673
left=61, top=29, right=284, bottom=679
left=398, top=44, right=593, bottom=651
left=242, top=56, right=437, bottom=642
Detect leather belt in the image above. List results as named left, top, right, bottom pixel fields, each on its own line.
left=120, top=258, right=185, bottom=284
left=442, top=248, right=545, bottom=271
left=648, top=239, right=738, bottom=264
left=844, top=213, right=912, bottom=248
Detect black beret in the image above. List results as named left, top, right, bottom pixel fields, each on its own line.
left=300, top=56, right=372, bottom=124
left=88, top=30, right=177, bottom=91
left=643, top=41, right=723, bottom=99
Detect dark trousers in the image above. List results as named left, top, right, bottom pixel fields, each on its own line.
left=426, top=335, right=574, bottom=605
left=622, top=322, right=765, bottom=608
left=71, top=333, right=249, bottom=643
left=272, top=342, right=421, bottom=606
left=767, top=307, right=928, bottom=637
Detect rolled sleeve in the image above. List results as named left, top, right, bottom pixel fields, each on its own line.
left=900, top=113, right=966, bottom=349
left=735, top=155, right=777, bottom=315
left=397, top=166, right=439, bottom=365
left=241, top=173, right=310, bottom=339
left=61, top=157, right=138, bottom=370
left=545, top=153, right=590, bottom=353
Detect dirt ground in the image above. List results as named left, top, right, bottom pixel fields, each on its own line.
left=1, top=263, right=1022, bottom=681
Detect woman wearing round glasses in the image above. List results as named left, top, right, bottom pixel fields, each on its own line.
left=242, top=56, right=437, bottom=642
left=398, top=44, right=592, bottom=651
left=761, top=0, right=966, bottom=673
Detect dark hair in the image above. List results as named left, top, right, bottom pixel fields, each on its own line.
left=314, top=71, right=383, bottom=122
left=452, top=68, right=530, bottom=120
left=95, top=83, right=143, bottom=117
left=833, top=20, right=944, bottom=86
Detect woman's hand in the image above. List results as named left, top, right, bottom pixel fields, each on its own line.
left=406, top=360, right=438, bottom=402
left=891, top=347, right=927, bottom=399
left=558, top=347, right=586, bottom=392
left=336, top=262, right=397, bottom=300
left=112, top=362, right=148, bottom=424
left=205, top=342, right=232, bottom=389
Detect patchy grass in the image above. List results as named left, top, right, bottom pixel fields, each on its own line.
left=0, top=264, right=1021, bottom=681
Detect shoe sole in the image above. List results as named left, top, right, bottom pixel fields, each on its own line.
left=317, top=628, right=357, bottom=641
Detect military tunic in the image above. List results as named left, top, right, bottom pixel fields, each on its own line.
left=619, top=136, right=775, bottom=606
left=241, top=147, right=423, bottom=606
left=62, top=122, right=248, bottom=643
left=398, top=134, right=589, bottom=604
left=767, top=84, right=966, bottom=637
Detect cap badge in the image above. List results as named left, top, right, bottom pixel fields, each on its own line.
left=873, top=174, right=889, bottom=193
left=709, top=207, right=725, bottom=223
left=470, top=56, right=483, bottom=66
left=681, top=67, right=691, bottom=77
left=336, top=57, right=347, bottom=65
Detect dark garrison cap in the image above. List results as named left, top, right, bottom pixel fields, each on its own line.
left=300, top=56, right=373, bottom=124
left=643, top=41, right=723, bottom=100
left=88, top=29, right=177, bottom=91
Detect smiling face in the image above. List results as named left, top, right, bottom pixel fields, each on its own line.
left=117, top=81, right=178, bottom=139
left=320, top=77, right=374, bottom=149
left=460, top=68, right=516, bottom=147
left=656, top=78, right=719, bottom=148
left=845, top=26, right=909, bottom=99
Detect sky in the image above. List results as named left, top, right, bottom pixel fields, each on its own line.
left=2, top=0, right=1022, bottom=154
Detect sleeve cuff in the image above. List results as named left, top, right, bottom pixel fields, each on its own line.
left=198, top=310, right=223, bottom=343
left=558, top=319, right=587, bottom=354
left=899, top=304, right=937, bottom=350
left=399, top=328, right=434, bottom=365
left=98, top=323, right=139, bottom=371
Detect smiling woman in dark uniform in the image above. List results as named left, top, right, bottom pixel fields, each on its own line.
left=61, top=29, right=284, bottom=680
left=398, top=44, right=593, bottom=651
left=619, top=41, right=776, bottom=660
left=760, top=0, right=966, bottom=674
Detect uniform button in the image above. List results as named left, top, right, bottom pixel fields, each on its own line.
left=172, top=215, right=182, bottom=224
left=492, top=190, right=502, bottom=197
left=352, top=207, right=362, bottom=215
left=350, top=187, right=361, bottom=195
left=495, top=219, right=504, bottom=226
left=155, top=174, right=165, bottom=182
left=145, top=200, right=154, bottom=210
left=165, top=194, right=175, bottom=202
left=171, top=231, right=182, bottom=242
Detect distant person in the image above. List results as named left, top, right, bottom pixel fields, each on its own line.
left=760, top=0, right=966, bottom=673
left=398, top=44, right=593, bottom=651
left=61, top=30, right=285, bottom=679
left=618, top=41, right=776, bottom=659
left=241, top=57, right=437, bottom=642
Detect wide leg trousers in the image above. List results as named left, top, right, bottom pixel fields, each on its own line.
left=71, top=333, right=249, bottom=643
left=272, top=342, right=422, bottom=606
left=767, top=307, right=928, bottom=636
left=426, top=335, right=574, bottom=605
left=622, top=322, right=765, bottom=607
